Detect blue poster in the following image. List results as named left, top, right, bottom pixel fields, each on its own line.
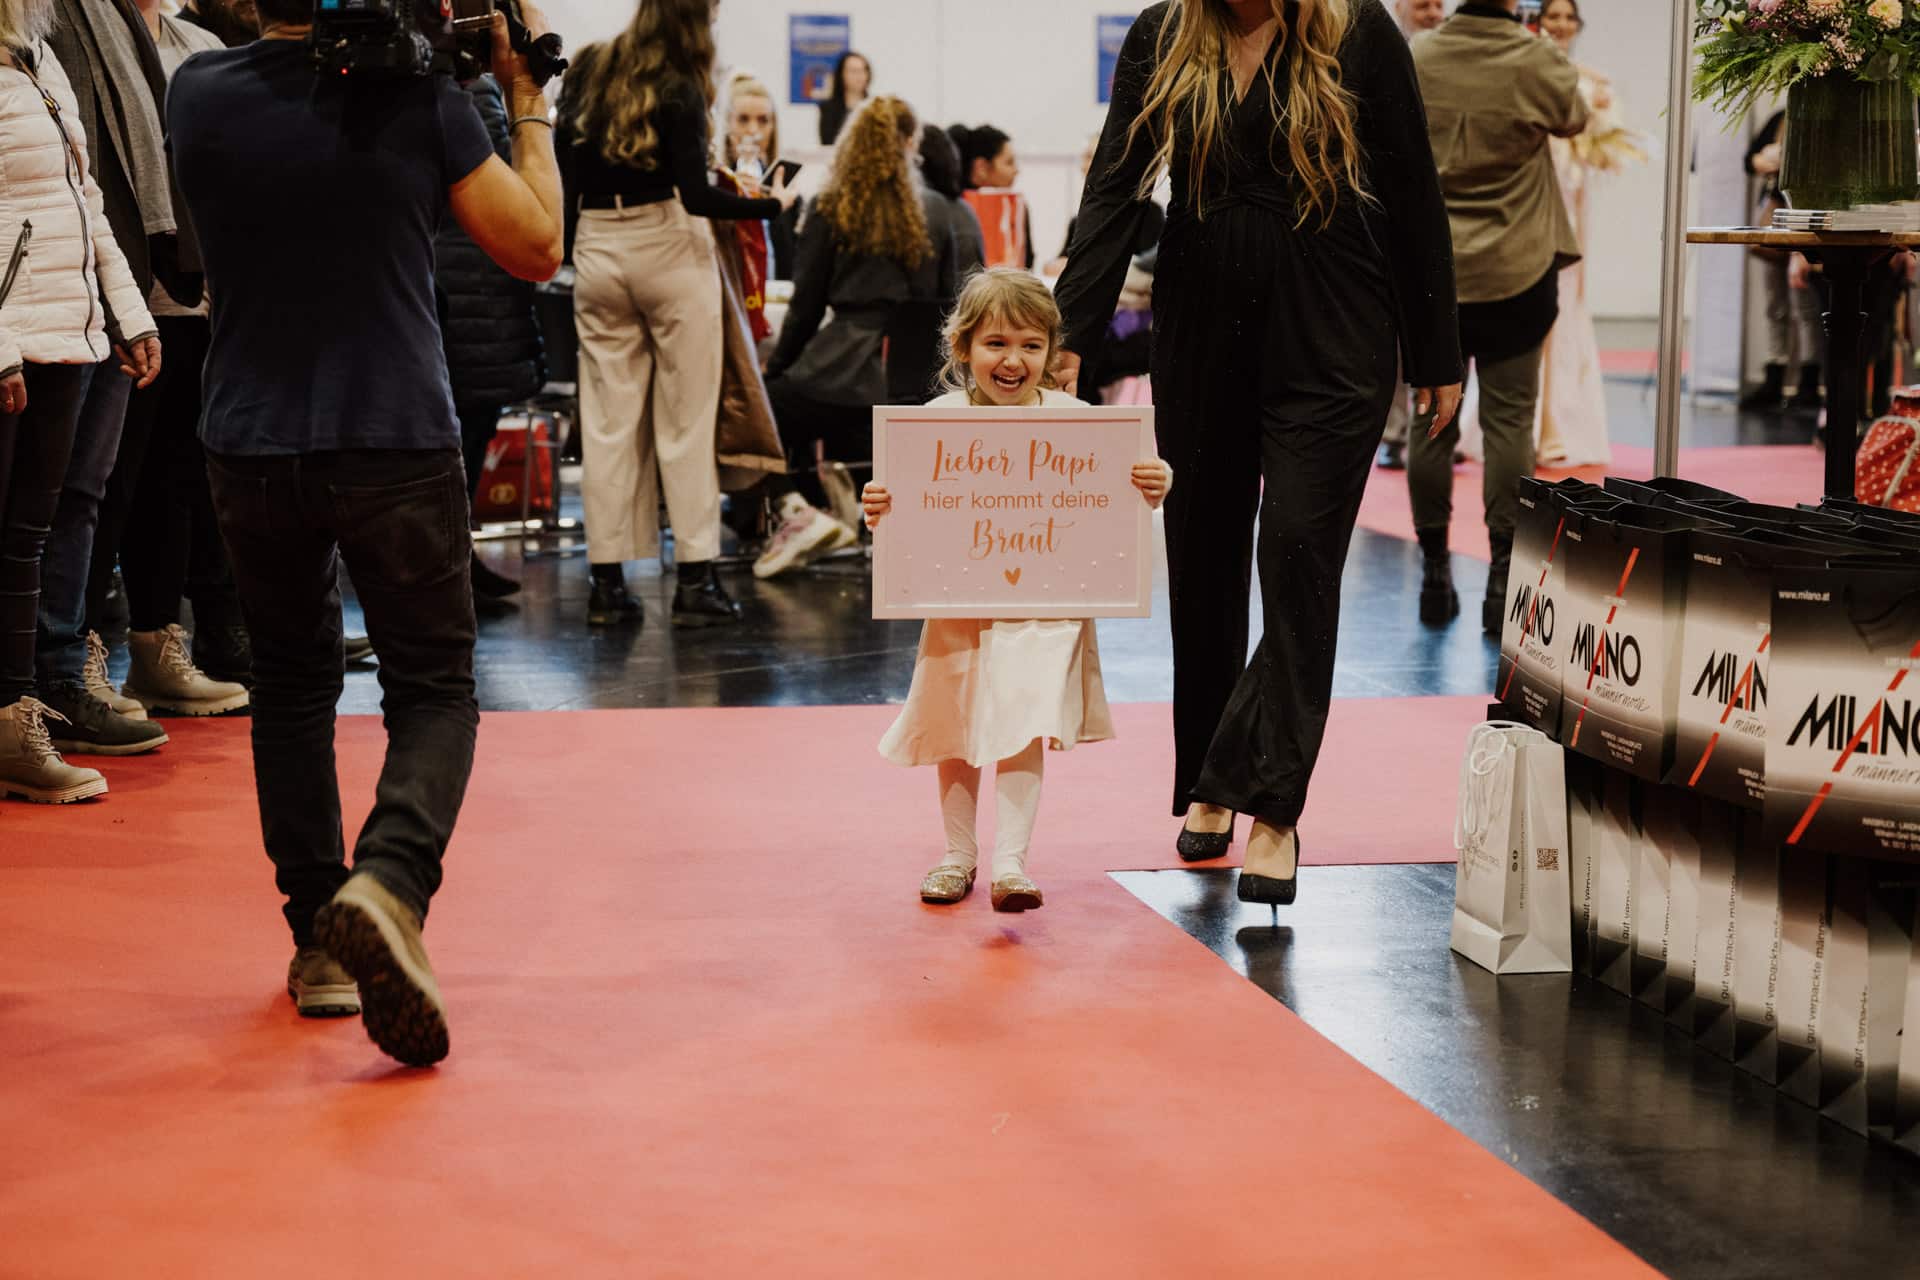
left=1097, top=15, right=1132, bottom=105
left=789, top=14, right=851, bottom=106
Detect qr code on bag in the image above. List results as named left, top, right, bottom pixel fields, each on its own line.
left=1536, top=847, right=1560, bottom=872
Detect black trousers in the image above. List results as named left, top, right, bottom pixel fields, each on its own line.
left=1151, top=202, right=1397, bottom=826
left=87, top=315, right=239, bottom=634
left=764, top=375, right=868, bottom=508
left=457, top=402, right=501, bottom=504
left=0, top=363, right=88, bottom=704
left=206, top=447, right=478, bottom=946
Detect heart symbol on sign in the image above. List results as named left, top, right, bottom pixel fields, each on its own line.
left=1004, top=568, right=1023, bottom=586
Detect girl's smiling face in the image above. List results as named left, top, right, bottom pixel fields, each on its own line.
left=963, top=316, right=1052, bottom=405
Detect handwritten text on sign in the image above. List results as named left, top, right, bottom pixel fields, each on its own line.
left=871, top=406, right=1155, bottom=620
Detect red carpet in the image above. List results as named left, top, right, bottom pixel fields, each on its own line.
left=1359, top=443, right=1826, bottom=561
left=0, top=703, right=1656, bottom=1278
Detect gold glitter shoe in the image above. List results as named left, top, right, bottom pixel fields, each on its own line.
left=990, top=873, right=1043, bottom=913
left=920, top=864, right=976, bottom=904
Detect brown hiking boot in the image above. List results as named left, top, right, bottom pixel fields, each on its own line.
left=313, top=874, right=448, bottom=1067
left=124, top=624, right=250, bottom=716
left=287, top=947, right=361, bottom=1018
left=0, top=698, right=108, bottom=804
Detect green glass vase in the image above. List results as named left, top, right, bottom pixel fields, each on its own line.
left=1779, top=76, right=1920, bottom=211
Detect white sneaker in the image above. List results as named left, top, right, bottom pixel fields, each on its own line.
left=83, top=631, right=148, bottom=721
left=818, top=461, right=864, bottom=536
left=752, top=494, right=856, bottom=580
left=123, top=625, right=251, bottom=716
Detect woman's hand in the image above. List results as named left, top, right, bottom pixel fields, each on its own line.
left=861, top=481, right=891, bottom=529
left=0, top=370, right=25, bottom=417
left=1055, top=350, right=1083, bottom=397
left=1789, top=253, right=1813, bottom=290
left=1131, top=459, right=1173, bottom=509
left=770, top=169, right=797, bottom=213
left=116, top=335, right=162, bottom=389
left=1419, top=383, right=1463, bottom=437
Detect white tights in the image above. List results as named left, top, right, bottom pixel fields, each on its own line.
left=935, top=739, right=1044, bottom=880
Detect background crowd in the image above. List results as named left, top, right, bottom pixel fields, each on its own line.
left=0, top=0, right=1789, bottom=817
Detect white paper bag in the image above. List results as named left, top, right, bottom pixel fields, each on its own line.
left=1450, top=723, right=1574, bottom=975
left=1592, top=766, right=1638, bottom=994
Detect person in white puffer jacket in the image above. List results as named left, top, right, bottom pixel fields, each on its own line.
left=0, top=0, right=161, bottom=805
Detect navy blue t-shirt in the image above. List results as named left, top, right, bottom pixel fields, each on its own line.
left=168, top=40, right=494, bottom=455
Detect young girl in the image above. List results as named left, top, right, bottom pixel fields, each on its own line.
left=862, top=270, right=1173, bottom=911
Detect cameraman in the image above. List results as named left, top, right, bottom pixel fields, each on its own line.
left=168, top=0, right=563, bottom=1067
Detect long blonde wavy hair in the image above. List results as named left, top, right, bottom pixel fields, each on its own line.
left=1124, top=0, right=1365, bottom=227
left=937, top=269, right=1066, bottom=398
left=812, top=96, right=931, bottom=267
left=570, top=0, right=717, bottom=171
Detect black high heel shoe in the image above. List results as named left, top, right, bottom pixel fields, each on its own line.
left=1176, top=811, right=1235, bottom=862
left=1236, top=830, right=1300, bottom=907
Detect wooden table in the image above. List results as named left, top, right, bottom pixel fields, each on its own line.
left=1688, top=228, right=1920, bottom=500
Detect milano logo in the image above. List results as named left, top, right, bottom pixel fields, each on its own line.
left=1568, top=623, right=1642, bottom=686
left=1509, top=585, right=1555, bottom=645
left=1787, top=695, right=1920, bottom=757
left=1693, top=651, right=1767, bottom=711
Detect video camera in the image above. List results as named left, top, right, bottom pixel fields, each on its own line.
left=311, top=0, right=567, bottom=85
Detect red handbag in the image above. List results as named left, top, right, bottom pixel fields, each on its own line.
left=1856, top=414, right=1920, bottom=515
left=472, top=415, right=555, bottom=521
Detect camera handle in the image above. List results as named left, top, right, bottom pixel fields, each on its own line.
left=500, top=2, right=566, bottom=87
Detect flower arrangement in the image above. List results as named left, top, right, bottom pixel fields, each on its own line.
left=1694, top=0, right=1920, bottom=116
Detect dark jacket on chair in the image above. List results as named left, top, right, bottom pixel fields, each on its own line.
left=435, top=75, right=542, bottom=411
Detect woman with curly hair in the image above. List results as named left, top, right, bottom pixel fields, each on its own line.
left=557, top=0, right=795, bottom=629
left=753, top=95, right=958, bottom=580
left=1052, top=0, right=1462, bottom=903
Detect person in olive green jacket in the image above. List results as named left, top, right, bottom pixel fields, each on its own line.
left=1409, top=0, right=1589, bottom=636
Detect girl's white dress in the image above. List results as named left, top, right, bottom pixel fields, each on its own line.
left=878, top=389, right=1117, bottom=768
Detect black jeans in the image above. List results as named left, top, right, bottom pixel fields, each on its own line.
left=0, top=363, right=89, bottom=704
left=764, top=376, right=868, bottom=508
left=91, top=315, right=237, bottom=633
left=457, top=402, right=501, bottom=504
left=206, top=448, right=478, bottom=946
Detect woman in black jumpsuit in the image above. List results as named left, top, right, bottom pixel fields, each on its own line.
left=1054, top=0, right=1460, bottom=900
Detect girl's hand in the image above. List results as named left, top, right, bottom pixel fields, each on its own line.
left=0, top=370, right=25, bottom=416
left=1419, top=383, right=1463, bottom=437
left=861, top=482, right=892, bottom=529
left=1131, top=459, right=1172, bottom=510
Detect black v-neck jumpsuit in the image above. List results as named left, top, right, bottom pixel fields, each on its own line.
left=1054, top=0, right=1461, bottom=826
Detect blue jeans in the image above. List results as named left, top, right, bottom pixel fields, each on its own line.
left=36, top=359, right=130, bottom=691
left=206, top=448, right=478, bottom=945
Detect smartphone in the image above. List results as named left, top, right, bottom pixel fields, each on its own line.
left=768, top=160, right=803, bottom=187
left=1517, top=0, right=1544, bottom=29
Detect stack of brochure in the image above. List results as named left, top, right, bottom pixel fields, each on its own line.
left=1772, top=203, right=1920, bottom=232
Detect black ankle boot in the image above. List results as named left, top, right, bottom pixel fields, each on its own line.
left=672, top=561, right=743, bottom=629
left=587, top=563, right=643, bottom=628
left=1485, top=532, right=1514, bottom=639
left=1792, top=364, right=1824, bottom=410
left=1740, top=362, right=1787, bottom=413
left=1416, top=528, right=1459, bottom=625
left=470, top=552, right=521, bottom=600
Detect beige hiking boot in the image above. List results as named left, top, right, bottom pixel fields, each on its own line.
left=124, top=624, right=250, bottom=716
left=83, top=631, right=148, bottom=721
left=313, top=874, right=448, bottom=1067
left=0, top=698, right=108, bottom=804
left=287, top=947, right=361, bottom=1018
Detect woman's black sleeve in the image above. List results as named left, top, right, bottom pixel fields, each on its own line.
left=1353, top=3, right=1462, bottom=388
left=1052, top=5, right=1167, bottom=360
left=767, top=212, right=835, bottom=379
left=666, top=82, right=782, bottom=222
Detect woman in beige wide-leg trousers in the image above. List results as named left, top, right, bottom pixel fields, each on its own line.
left=575, top=201, right=724, bottom=569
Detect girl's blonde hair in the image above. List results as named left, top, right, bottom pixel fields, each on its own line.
left=938, top=269, right=1066, bottom=397
left=569, top=0, right=716, bottom=172
left=721, top=74, right=779, bottom=172
left=813, top=95, right=931, bottom=267
left=1120, top=0, right=1365, bottom=228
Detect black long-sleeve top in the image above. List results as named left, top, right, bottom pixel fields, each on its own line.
left=555, top=72, right=779, bottom=224
left=1055, top=0, right=1462, bottom=389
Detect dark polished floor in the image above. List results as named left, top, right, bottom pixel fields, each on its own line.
left=1117, top=866, right=1920, bottom=1280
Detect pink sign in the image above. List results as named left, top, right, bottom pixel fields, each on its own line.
left=871, top=405, right=1156, bottom=620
